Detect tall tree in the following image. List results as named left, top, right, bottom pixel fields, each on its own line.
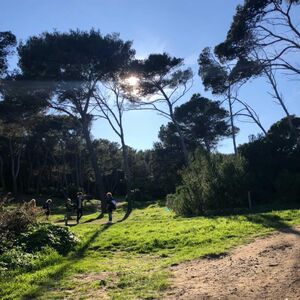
left=0, top=31, right=16, bottom=77
left=173, top=94, right=232, bottom=152
left=215, top=0, right=300, bottom=76
left=130, top=53, right=193, bottom=162
left=0, top=75, right=48, bottom=197
left=94, top=78, right=134, bottom=218
left=198, top=48, right=239, bottom=154
left=215, top=0, right=300, bottom=132
left=18, top=30, right=135, bottom=208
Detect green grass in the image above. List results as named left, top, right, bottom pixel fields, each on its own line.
left=1, top=202, right=300, bottom=299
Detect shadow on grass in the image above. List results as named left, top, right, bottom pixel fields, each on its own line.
left=245, top=213, right=300, bottom=236
left=51, top=205, right=99, bottom=216
left=192, top=202, right=300, bottom=219
left=21, top=223, right=113, bottom=299
left=82, top=213, right=104, bottom=223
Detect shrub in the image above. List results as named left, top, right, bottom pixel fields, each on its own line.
left=18, top=223, right=78, bottom=255
left=167, top=151, right=249, bottom=216
left=0, top=246, right=61, bottom=272
left=0, top=247, right=36, bottom=271
left=0, top=198, right=41, bottom=253
left=275, top=170, right=300, bottom=203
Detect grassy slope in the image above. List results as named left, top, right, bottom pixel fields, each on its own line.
left=1, top=203, right=300, bottom=299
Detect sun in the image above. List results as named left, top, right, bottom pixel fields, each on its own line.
left=126, top=76, right=139, bottom=87
left=124, top=75, right=140, bottom=96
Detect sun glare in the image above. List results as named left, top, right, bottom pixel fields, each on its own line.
left=126, top=76, right=139, bottom=87
left=124, top=75, right=140, bottom=96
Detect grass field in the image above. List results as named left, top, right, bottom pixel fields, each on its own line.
left=1, top=201, right=300, bottom=299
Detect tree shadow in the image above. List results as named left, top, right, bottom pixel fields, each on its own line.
left=245, top=213, right=300, bottom=236
left=192, top=202, right=300, bottom=219
left=21, top=223, right=113, bottom=299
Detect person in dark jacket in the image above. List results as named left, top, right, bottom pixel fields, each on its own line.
left=43, top=198, right=52, bottom=220
left=65, top=198, right=74, bottom=226
left=76, top=192, right=84, bottom=224
left=106, top=192, right=116, bottom=224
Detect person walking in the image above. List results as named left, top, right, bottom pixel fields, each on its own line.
left=43, top=198, right=52, bottom=220
left=76, top=192, right=84, bottom=224
left=106, top=192, right=116, bottom=224
left=65, top=198, right=74, bottom=226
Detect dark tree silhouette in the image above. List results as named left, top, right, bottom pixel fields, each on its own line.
left=94, top=78, right=134, bottom=218
left=214, top=0, right=300, bottom=133
left=18, top=30, right=135, bottom=209
left=173, top=94, right=232, bottom=152
left=130, top=53, right=193, bottom=162
left=0, top=31, right=16, bottom=77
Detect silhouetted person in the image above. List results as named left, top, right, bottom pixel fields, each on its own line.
left=106, top=192, right=116, bottom=224
left=76, top=192, right=84, bottom=224
left=43, top=198, right=52, bottom=220
left=65, top=198, right=74, bottom=226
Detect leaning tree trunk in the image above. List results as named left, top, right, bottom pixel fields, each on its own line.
left=228, top=89, right=237, bottom=156
left=264, top=68, right=295, bottom=134
left=81, top=119, right=105, bottom=213
left=120, top=133, right=133, bottom=220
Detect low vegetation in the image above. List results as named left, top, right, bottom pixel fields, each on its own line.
left=1, top=202, right=299, bottom=299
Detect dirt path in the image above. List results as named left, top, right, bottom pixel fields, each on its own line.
left=164, top=227, right=300, bottom=300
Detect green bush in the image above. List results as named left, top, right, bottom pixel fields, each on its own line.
left=275, top=170, right=300, bottom=203
left=0, top=246, right=61, bottom=273
left=18, top=223, right=78, bottom=255
left=0, top=199, right=41, bottom=254
left=167, top=152, right=249, bottom=216
left=0, top=247, right=36, bottom=271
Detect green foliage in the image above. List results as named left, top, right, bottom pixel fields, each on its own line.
left=239, top=116, right=300, bottom=204
left=167, top=152, right=249, bottom=216
left=160, top=94, right=232, bottom=152
left=0, top=247, right=36, bottom=271
left=198, top=47, right=229, bottom=94
left=275, top=171, right=300, bottom=203
left=1, top=204, right=300, bottom=299
left=0, top=31, right=16, bottom=76
left=0, top=199, right=40, bottom=247
left=132, top=53, right=188, bottom=97
left=18, top=223, right=78, bottom=255
left=149, top=142, right=184, bottom=197
left=214, top=0, right=300, bottom=78
left=18, top=29, right=134, bottom=82
left=0, top=247, right=61, bottom=273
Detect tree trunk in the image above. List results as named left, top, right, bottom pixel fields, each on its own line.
left=75, top=153, right=80, bottom=188
left=0, top=155, right=6, bottom=191
left=9, top=138, right=22, bottom=199
left=264, top=68, right=295, bottom=134
left=27, top=161, right=33, bottom=193
left=163, top=88, right=189, bottom=163
left=174, top=121, right=189, bottom=162
left=81, top=119, right=105, bottom=212
left=120, top=133, right=133, bottom=220
left=228, top=89, right=238, bottom=156
left=169, top=105, right=188, bottom=162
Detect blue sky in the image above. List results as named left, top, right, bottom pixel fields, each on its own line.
left=2, top=0, right=300, bottom=153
